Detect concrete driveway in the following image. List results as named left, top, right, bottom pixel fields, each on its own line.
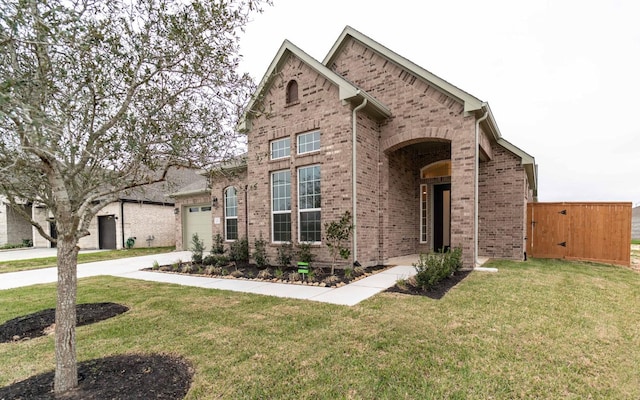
left=0, top=248, right=106, bottom=262
left=0, top=251, right=192, bottom=290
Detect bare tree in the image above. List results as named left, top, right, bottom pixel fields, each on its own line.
left=0, top=0, right=268, bottom=393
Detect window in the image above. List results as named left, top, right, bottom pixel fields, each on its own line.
left=297, top=131, right=320, bottom=154
left=421, top=160, right=451, bottom=179
left=298, top=165, right=321, bottom=243
left=270, top=137, right=290, bottom=160
left=286, top=80, right=298, bottom=104
left=271, top=170, right=291, bottom=242
left=224, top=187, right=238, bottom=241
left=420, top=184, right=428, bottom=243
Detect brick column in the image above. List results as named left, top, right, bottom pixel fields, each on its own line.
left=450, top=117, right=476, bottom=268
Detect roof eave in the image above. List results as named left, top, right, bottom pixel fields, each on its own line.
left=324, top=26, right=484, bottom=115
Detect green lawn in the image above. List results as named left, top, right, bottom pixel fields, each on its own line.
left=632, top=239, right=640, bottom=245
left=1, top=258, right=639, bottom=399
left=0, top=247, right=175, bottom=274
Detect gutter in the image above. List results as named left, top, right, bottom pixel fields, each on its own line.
left=475, top=105, right=489, bottom=267
left=352, top=93, right=368, bottom=265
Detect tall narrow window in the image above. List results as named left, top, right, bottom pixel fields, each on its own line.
left=420, top=184, right=428, bottom=243
left=297, top=131, right=320, bottom=154
left=286, top=80, right=298, bottom=104
left=224, top=187, right=238, bottom=241
left=298, top=165, right=321, bottom=243
left=271, top=170, right=291, bottom=242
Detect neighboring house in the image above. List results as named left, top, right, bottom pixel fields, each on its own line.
left=633, top=206, right=640, bottom=240
left=32, top=168, right=202, bottom=250
left=0, top=197, right=32, bottom=247
left=175, top=26, right=538, bottom=268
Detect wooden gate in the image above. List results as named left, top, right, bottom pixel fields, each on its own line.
left=527, top=202, right=632, bottom=266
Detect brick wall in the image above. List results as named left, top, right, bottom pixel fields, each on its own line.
left=247, top=53, right=354, bottom=265
left=478, top=144, right=529, bottom=259
left=0, top=203, right=32, bottom=246
left=330, top=37, right=477, bottom=267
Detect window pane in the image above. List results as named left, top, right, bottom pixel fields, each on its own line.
left=297, top=131, right=320, bottom=154
left=272, top=171, right=291, bottom=212
left=298, top=166, right=320, bottom=210
left=271, top=138, right=291, bottom=160
left=273, top=213, right=291, bottom=242
left=225, top=187, right=237, bottom=217
left=226, top=219, right=238, bottom=241
left=300, top=211, right=321, bottom=242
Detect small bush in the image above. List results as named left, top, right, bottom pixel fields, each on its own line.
left=274, top=268, right=284, bottom=279
left=151, top=260, right=160, bottom=270
left=413, top=247, right=463, bottom=290
left=353, top=266, right=366, bottom=277
left=253, top=233, right=269, bottom=269
left=296, top=242, right=315, bottom=264
left=323, top=275, right=340, bottom=286
left=230, top=269, right=244, bottom=278
left=276, top=242, right=294, bottom=267
left=288, top=272, right=301, bottom=282
left=257, top=269, right=272, bottom=279
left=190, top=233, right=205, bottom=264
left=229, top=236, right=249, bottom=265
left=211, top=233, right=226, bottom=255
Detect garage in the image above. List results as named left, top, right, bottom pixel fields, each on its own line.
left=183, top=205, right=212, bottom=251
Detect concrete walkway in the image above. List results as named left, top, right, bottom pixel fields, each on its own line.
left=1, top=252, right=417, bottom=306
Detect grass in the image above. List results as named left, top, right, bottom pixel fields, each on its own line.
left=632, top=239, right=640, bottom=245
left=1, top=258, right=639, bottom=399
left=0, top=247, right=175, bottom=274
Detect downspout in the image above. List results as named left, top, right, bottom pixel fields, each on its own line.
left=244, top=185, right=249, bottom=238
left=120, top=200, right=125, bottom=249
left=474, top=105, right=489, bottom=267
left=352, top=93, right=367, bottom=266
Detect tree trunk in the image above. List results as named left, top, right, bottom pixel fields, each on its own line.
left=54, top=237, right=80, bottom=393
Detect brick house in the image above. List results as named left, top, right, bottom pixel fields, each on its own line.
left=175, top=26, right=537, bottom=268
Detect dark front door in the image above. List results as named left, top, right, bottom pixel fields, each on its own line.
left=98, top=215, right=117, bottom=249
left=433, top=184, right=451, bottom=252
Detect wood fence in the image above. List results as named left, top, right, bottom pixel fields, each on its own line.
left=527, top=202, right=632, bottom=266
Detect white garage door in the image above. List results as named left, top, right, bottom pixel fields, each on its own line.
left=183, top=205, right=212, bottom=251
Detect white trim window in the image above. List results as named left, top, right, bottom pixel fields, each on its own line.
left=420, top=184, right=428, bottom=243
left=297, top=131, right=320, bottom=154
left=270, top=137, right=290, bottom=160
left=298, top=165, right=321, bottom=243
left=224, top=187, right=238, bottom=241
left=271, top=170, right=291, bottom=242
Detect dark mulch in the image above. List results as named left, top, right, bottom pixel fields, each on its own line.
left=148, top=262, right=389, bottom=287
left=385, top=270, right=472, bottom=299
left=0, top=353, right=193, bottom=400
left=0, top=302, right=129, bottom=343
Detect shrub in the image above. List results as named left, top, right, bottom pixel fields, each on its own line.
left=274, top=268, right=284, bottom=279
left=324, top=211, right=353, bottom=275
left=190, top=233, right=205, bottom=264
left=211, top=233, right=225, bottom=255
left=288, top=271, right=301, bottom=282
left=229, top=236, right=249, bottom=266
left=253, top=233, right=269, bottom=269
left=276, top=242, right=294, bottom=267
left=413, top=247, right=462, bottom=290
left=257, top=269, right=272, bottom=279
left=296, top=242, right=315, bottom=264
left=151, top=260, right=160, bottom=270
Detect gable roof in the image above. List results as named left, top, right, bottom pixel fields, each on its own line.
left=323, top=26, right=537, bottom=194
left=239, top=39, right=391, bottom=131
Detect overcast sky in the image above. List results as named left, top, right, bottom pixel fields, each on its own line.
left=238, top=0, right=640, bottom=205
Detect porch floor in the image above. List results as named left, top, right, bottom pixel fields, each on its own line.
left=386, top=254, right=490, bottom=268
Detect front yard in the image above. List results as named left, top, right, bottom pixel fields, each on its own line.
left=1, top=258, right=639, bottom=399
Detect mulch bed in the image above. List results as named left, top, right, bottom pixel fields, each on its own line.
left=0, top=354, right=193, bottom=400
left=1, top=303, right=193, bottom=399
left=147, top=262, right=390, bottom=287
left=0, top=302, right=129, bottom=343
left=385, top=270, right=471, bottom=299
